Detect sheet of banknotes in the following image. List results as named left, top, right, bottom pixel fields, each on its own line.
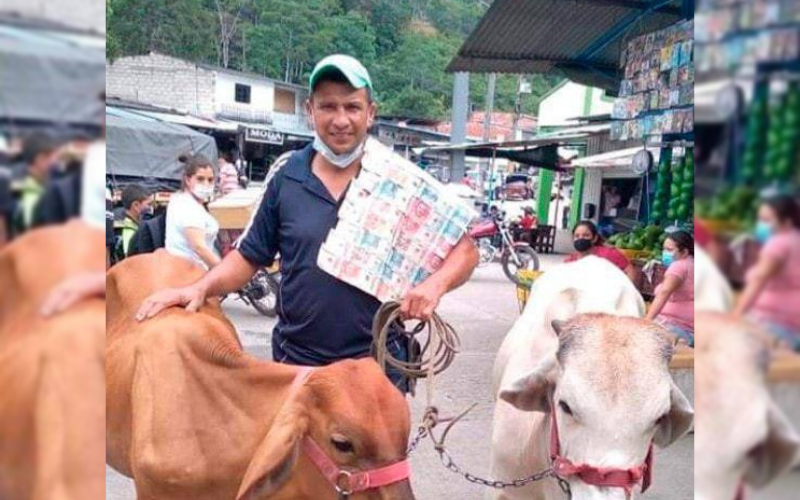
left=317, top=138, right=478, bottom=302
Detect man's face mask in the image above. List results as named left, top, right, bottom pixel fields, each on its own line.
left=312, top=132, right=366, bottom=169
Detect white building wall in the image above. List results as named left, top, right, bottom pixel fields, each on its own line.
left=215, top=72, right=274, bottom=116
left=106, top=53, right=216, bottom=118
left=583, top=168, right=604, bottom=223
left=538, top=82, right=614, bottom=129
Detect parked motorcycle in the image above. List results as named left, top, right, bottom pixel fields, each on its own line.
left=468, top=212, right=539, bottom=285
left=232, top=267, right=280, bottom=317
left=219, top=229, right=280, bottom=317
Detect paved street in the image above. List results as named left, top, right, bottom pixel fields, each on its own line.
left=107, top=255, right=701, bottom=499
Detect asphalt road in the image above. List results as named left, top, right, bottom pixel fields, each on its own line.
left=107, top=256, right=701, bottom=500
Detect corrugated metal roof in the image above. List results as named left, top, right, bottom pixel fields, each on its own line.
left=447, top=0, right=682, bottom=92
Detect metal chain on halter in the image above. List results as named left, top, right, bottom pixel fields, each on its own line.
left=370, top=301, right=459, bottom=455
left=423, top=403, right=572, bottom=496
left=371, top=302, right=569, bottom=496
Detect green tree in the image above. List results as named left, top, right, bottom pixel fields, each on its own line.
left=373, top=29, right=461, bottom=119
left=106, top=0, right=562, bottom=120
left=107, top=0, right=216, bottom=62
left=106, top=0, right=120, bottom=60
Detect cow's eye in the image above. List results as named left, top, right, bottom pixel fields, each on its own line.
left=331, top=436, right=355, bottom=454
left=558, top=401, right=574, bottom=416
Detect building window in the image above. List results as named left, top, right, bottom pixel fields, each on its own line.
left=274, top=88, right=296, bottom=113
left=235, top=84, right=251, bottom=104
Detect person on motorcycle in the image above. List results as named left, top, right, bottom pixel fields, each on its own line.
left=516, top=206, right=537, bottom=244
left=565, top=220, right=635, bottom=280
left=135, top=54, right=479, bottom=392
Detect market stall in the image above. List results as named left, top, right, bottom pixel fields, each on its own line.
left=106, top=106, right=218, bottom=188
left=0, top=23, right=104, bottom=134
left=693, top=0, right=800, bottom=286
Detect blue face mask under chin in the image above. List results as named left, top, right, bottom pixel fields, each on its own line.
left=754, top=221, right=774, bottom=243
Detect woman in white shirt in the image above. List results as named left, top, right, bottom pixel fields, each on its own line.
left=165, top=154, right=221, bottom=270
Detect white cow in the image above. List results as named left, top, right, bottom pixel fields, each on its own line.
left=694, top=245, right=734, bottom=313
left=490, top=256, right=694, bottom=499
left=695, top=312, right=800, bottom=500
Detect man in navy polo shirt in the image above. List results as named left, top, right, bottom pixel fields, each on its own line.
left=136, top=55, right=479, bottom=391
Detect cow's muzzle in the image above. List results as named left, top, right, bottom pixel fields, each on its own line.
left=549, top=398, right=654, bottom=499
left=302, top=437, right=411, bottom=498
left=290, top=368, right=413, bottom=499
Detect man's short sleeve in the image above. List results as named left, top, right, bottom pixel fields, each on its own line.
left=238, top=175, right=281, bottom=267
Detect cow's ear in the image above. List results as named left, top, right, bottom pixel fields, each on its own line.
left=654, top=380, right=694, bottom=447
left=236, top=392, right=310, bottom=500
left=499, top=358, right=556, bottom=412
left=744, top=401, right=800, bottom=488
left=546, top=289, right=579, bottom=336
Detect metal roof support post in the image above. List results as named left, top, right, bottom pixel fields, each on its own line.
left=483, top=73, right=496, bottom=197
left=681, top=0, right=694, bottom=20
left=450, top=72, right=470, bottom=181
left=489, top=146, right=498, bottom=202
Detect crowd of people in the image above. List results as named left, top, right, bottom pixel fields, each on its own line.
left=565, top=219, right=696, bottom=345
left=0, top=130, right=104, bottom=250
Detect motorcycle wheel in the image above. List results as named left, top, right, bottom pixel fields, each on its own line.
left=501, top=245, right=540, bottom=285
left=477, top=240, right=495, bottom=266
left=247, top=271, right=279, bottom=317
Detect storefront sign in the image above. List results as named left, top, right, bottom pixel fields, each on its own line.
left=245, top=127, right=284, bottom=145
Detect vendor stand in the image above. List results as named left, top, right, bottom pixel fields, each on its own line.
left=693, top=0, right=800, bottom=287
left=446, top=0, right=695, bottom=290
left=106, top=105, right=219, bottom=209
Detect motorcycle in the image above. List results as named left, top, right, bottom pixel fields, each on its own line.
left=468, top=212, right=540, bottom=285
left=232, top=266, right=280, bottom=318
left=219, top=229, right=280, bottom=317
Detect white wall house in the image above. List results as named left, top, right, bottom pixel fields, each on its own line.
left=537, top=81, right=614, bottom=130
left=214, top=70, right=275, bottom=123
left=106, top=52, right=311, bottom=137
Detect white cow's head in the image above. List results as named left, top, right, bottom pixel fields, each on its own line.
left=695, top=313, right=800, bottom=500
left=500, top=295, right=693, bottom=499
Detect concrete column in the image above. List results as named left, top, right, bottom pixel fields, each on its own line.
left=450, top=72, right=469, bottom=181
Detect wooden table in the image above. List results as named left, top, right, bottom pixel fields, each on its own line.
left=668, top=349, right=800, bottom=422
left=208, top=188, right=262, bottom=230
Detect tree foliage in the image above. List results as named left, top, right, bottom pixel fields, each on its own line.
left=107, top=0, right=560, bottom=120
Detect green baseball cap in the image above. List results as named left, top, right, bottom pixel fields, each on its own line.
left=309, top=54, right=373, bottom=94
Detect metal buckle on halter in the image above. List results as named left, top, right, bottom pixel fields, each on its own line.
left=334, top=470, right=355, bottom=498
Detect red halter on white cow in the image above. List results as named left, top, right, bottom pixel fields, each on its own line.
left=548, top=396, right=654, bottom=499
left=290, top=367, right=412, bottom=497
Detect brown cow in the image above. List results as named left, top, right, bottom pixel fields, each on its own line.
left=0, top=222, right=106, bottom=500
left=106, top=251, right=415, bottom=500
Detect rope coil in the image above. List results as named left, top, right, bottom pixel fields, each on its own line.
left=371, top=301, right=460, bottom=382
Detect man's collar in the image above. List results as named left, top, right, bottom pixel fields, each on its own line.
left=283, top=143, right=315, bottom=182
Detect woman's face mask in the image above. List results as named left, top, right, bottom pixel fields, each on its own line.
left=661, top=249, right=676, bottom=267
left=754, top=220, right=774, bottom=244
left=573, top=238, right=593, bottom=253
left=191, top=183, right=214, bottom=202
left=187, top=167, right=215, bottom=202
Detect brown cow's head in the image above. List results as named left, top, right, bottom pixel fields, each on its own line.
left=236, top=359, right=415, bottom=500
